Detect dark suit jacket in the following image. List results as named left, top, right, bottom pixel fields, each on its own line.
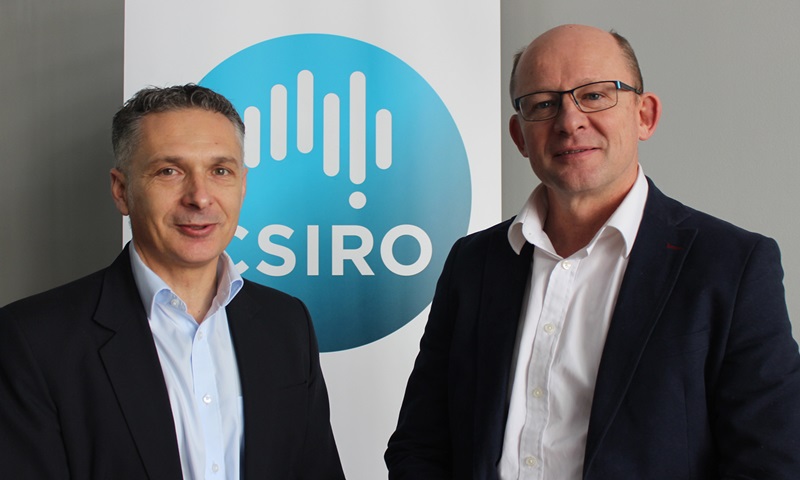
left=386, top=179, right=800, bottom=479
left=0, top=246, right=344, bottom=479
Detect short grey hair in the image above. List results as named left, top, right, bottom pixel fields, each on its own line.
left=111, top=84, right=245, bottom=171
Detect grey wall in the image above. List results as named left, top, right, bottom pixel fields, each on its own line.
left=0, top=1, right=123, bottom=305
left=2, top=0, right=799, bottom=341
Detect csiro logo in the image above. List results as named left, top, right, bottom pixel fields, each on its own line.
left=200, top=34, right=471, bottom=352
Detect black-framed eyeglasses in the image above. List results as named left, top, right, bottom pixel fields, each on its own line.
left=513, top=80, right=642, bottom=122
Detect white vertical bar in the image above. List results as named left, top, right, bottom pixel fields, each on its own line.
left=270, top=84, right=287, bottom=161
left=243, top=106, right=261, bottom=168
left=349, top=71, right=366, bottom=185
left=323, top=93, right=340, bottom=176
left=297, top=70, right=314, bottom=154
left=307, top=225, right=319, bottom=276
left=375, top=109, right=392, bottom=170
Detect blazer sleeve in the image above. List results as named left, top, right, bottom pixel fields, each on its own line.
left=713, top=237, right=800, bottom=479
left=0, top=307, right=70, bottom=479
left=385, top=238, right=462, bottom=479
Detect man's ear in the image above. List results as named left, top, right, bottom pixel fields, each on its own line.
left=637, top=92, right=662, bottom=141
left=241, top=167, right=248, bottom=203
left=110, top=168, right=130, bottom=216
left=509, top=114, right=530, bottom=157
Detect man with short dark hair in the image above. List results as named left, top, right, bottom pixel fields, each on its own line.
left=386, top=24, right=800, bottom=479
left=0, top=84, right=345, bottom=479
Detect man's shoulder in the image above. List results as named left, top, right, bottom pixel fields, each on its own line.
left=434, top=218, right=522, bottom=278
left=0, top=248, right=134, bottom=330
left=0, top=265, right=116, bottom=352
left=453, top=218, right=516, bottom=252
left=228, top=281, right=317, bottom=345
left=1, top=267, right=107, bottom=319
left=646, top=180, right=771, bottom=247
left=238, top=278, right=298, bottom=301
left=233, top=279, right=309, bottom=317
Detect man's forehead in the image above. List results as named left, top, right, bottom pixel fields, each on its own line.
left=530, top=24, right=616, bottom=50
left=516, top=27, right=629, bottom=91
left=139, top=108, right=241, bottom=141
left=529, top=29, right=621, bottom=66
left=139, top=107, right=232, bottom=129
left=134, top=109, right=244, bottom=162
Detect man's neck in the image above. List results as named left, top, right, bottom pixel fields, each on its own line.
left=145, top=258, right=220, bottom=324
left=543, top=187, right=630, bottom=258
left=167, top=269, right=218, bottom=324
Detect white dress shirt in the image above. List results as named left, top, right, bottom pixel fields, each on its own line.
left=498, top=167, right=649, bottom=480
left=130, top=245, right=244, bottom=480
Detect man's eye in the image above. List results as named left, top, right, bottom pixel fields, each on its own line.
left=533, top=101, right=556, bottom=111
left=213, top=168, right=231, bottom=176
left=582, top=92, right=606, bottom=102
left=158, top=168, right=177, bottom=176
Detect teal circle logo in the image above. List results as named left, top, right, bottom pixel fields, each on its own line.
left=201, top=34, right=471, bottom=351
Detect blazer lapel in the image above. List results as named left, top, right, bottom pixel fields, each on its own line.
left=474, top=229, right=534, bottom=477
left=225, top=287, right=272, bottom=479
left=94, top=248, right=183, bottom=479
left=583, top=182, right=696, bottom=476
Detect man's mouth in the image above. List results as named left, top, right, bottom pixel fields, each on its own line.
left=177, top=223, right=216, bottom=236
left=555, top=147, right=596, bottom=157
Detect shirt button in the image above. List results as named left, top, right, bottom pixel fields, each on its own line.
left=202, top=394, right=212, bottom=405
left=543, top=323, right=556, bottom=334
left=524, top=456, right=539, bottom=467
left=211, top=463, right=220, bottom=473
left=532, top=387, right=544, bottom=398
left=561, top=260, right=572, bottom=270
left=197, top=330, right=204, bottom=340
left=170, top=298, right=180, bottom=307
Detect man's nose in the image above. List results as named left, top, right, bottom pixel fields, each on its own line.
left=552, top=92, right=587, bottom=134
left=182, top=174, right=212, bottom=209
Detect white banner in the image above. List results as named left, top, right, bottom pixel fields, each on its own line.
left=125, top=1, right=500, bottom=477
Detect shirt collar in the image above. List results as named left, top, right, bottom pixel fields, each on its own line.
left=129, top=243, right=244, bottom=319
left=508, top=166, right=649, bottom=258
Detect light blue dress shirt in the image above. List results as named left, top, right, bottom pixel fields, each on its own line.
left=130, top=244, right=244, bottom=480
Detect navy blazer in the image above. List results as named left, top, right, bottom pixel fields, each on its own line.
left=0, top=246, right=344, bottom=479
left=386, top=179, right=800, bottom=479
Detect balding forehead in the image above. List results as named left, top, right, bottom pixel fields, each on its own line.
left=528, top=25, right=619, bottom=59
left=510, top=25, right=636, bottom=97
left=534, top=24, right=614, bottom=44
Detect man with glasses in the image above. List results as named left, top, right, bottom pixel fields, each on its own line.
left=386, top=24, right=800, bottom=479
